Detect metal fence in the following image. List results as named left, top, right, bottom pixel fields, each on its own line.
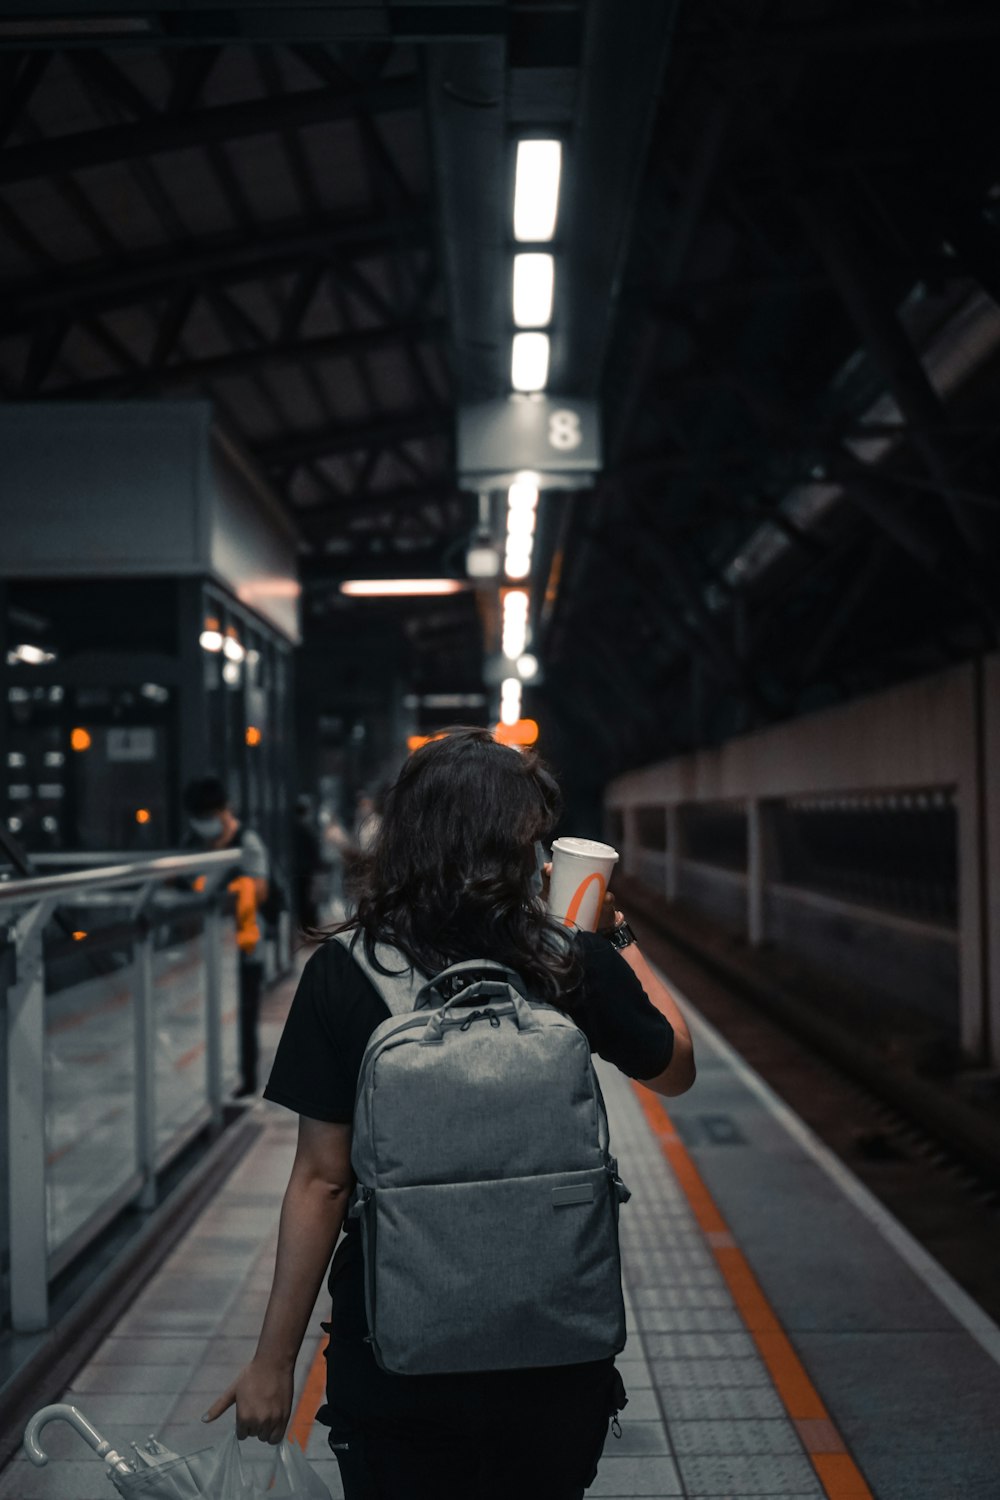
left=0, top=849, right=244, bottom=1334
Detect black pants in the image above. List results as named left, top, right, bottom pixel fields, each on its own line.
left=238, top=957, right=263, bottom=1092
left=320, top=1312, right=624, bottom=1500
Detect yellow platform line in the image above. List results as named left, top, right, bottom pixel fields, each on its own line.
left=633, top=1084, right=874, bottom=1500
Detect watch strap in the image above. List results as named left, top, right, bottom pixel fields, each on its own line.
left=607, top=919, right=637, bottom=951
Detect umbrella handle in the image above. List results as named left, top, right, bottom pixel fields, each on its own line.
left=23, top=1403, right=134, bottom=1474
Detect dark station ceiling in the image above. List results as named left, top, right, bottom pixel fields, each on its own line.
left=2, top=0, right=1000, bottom=804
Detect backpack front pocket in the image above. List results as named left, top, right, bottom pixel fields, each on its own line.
left=361, top=1166, right=627, bottom=1375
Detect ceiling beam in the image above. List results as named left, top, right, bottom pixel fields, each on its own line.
left=0, top=5, right=510, bottom=49
left=0, top=74, right=420, bottom=185
left=797, top=186, right=996, bottom=572
left=299, top=546, right=463, bottom=588
left=688, top=11, right=1000, bottom=56
left=553, top=0, right=683, bottom=396
left=300, top=481, right=464, bottom=531
left=40, top=317, right=448, bottom=399
left=256, top=411, right=450, bottom=469
left=608, top=94, right=731, bottom=462
left=0, top=209, right=430, bottom=331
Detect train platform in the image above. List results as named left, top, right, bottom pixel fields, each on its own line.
left=5, top=962, right=1000, bottom=1500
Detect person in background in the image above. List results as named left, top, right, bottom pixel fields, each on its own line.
left=183, top=777, right=269, bottom=1097
left=352, top=789, right=382, bottom=853
left=292, top=795, right=324, bottom=932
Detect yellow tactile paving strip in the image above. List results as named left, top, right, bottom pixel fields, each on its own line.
left=632, top=1084, right=874, bottom=1500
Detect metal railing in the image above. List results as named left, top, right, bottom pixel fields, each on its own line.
left=1, top=850, right=242, bottom=1334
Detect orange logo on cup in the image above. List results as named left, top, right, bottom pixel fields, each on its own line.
left=562, top=872, right=607, bottom=929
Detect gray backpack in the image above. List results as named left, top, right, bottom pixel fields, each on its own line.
left=334, top=931, right=631, bottom=1376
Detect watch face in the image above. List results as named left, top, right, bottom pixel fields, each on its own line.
left=610, top=921, right=635, bottom=949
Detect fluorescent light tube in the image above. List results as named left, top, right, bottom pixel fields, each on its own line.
left=500, top=678, right=523, bottom=726
left=511, top=332, right=550, bottom=393
left=508, top=478, right=539, bottom=511
left=513, top=141, right=562, bottom=242
left=339, top=579, right=466, bottom=597
left=513, top=253, right=555, bottom=327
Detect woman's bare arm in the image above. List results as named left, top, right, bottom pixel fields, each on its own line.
left=203, top=1117, right=353, bottom=1443
left=617, top=940, right=696, bottom=1096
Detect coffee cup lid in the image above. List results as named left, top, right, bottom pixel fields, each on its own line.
left=551, top=837, right=619, bottom=860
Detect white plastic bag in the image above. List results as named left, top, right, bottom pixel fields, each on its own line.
left=190, top=1434, right=331, bottom=1500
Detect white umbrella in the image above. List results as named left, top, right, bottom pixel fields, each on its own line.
left=23, top=1403, right=329, bottom=1499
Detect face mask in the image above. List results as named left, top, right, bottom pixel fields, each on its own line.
left=190, top=815, right=223, bottom=841
left=529, top=840, right=546, bottom=898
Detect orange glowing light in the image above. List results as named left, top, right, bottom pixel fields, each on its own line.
left=135, top=808, right=151, bottom=825
left=70, top=727, right=92, bottom=752
left=72, top=930, right=87, bottom=941
left=245, top=725, right=262, bottom=747
left=407, top=732, right=448, bottom=753
left=492, top=718, right=539, bottom=748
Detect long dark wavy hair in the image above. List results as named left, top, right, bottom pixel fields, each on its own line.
left=332, top=727, right=581, bottom=1003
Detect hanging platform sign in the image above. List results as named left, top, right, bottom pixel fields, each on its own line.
left=457, top=396, right=601, bottom=491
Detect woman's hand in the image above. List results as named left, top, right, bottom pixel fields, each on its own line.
left=202, top=1357, right=294, bottom=1444
left=596, top=893, right=619, bottom=934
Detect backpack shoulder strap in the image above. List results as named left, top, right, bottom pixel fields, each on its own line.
left=331, top=929, right=428, bottom=1017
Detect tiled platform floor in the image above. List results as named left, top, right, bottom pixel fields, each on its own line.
left=6, top=960, right=1000, bottom=1498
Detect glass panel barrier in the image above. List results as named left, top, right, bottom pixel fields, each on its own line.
left=221, top=925, right=240, bottom=1092
left=44, top=942, right=139, bottom=1259
left=152, top=915, right=209, bottom=1158
left=0, top=849, right=241, bottom=1333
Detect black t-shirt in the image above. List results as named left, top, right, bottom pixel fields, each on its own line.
left=264, top=930, right=673, bottom=1126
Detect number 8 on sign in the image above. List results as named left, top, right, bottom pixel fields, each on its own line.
left=548, top=408, right=582, bottom=451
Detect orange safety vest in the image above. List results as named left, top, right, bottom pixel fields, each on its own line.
left=192, top=873, right=260, bottom=954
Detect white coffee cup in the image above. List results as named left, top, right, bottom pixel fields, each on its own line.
left=547, top=837, right=619, bottom=931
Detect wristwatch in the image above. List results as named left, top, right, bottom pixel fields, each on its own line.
left=607, top=918, right=637, bottom=951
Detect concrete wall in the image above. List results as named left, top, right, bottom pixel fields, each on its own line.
left=0, top=402, right=299, bottom=642
left=607, top=660, right=997, bottom=1064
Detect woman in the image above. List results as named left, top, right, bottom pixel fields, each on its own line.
left=205, top=728, right=695, bottom=1498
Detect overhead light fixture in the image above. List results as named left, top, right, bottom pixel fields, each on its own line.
left=223, top=629, right=245, bottom=663
left=502, top=589, right=530, bottom=659
left=199, top=618, right=224, bottom=652
left=505, top=477, right=538, bottom=581
left=508, top=475, right=539, bottom=510
left=500, top=677, right=523, bottom=726
left=7, top=642, right=56, bottom=666
left=340, top=579, right=467, bottom=597
left=513, top=140, right=562, bottom=242
left=421, top=693, right=488, bottom=709
left=513, top=253, right=555, bottom=328
left=504, top=546, right=532, bottom=581
left=466, top=530, right=501, bottom=580
left=511, top=332, right=550, bottom=393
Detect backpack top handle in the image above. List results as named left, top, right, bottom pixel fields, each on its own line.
left=414, top=959, right=527, bottom=1009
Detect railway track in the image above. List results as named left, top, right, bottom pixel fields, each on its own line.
left=627, top=888, right=1000, bottom=1328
